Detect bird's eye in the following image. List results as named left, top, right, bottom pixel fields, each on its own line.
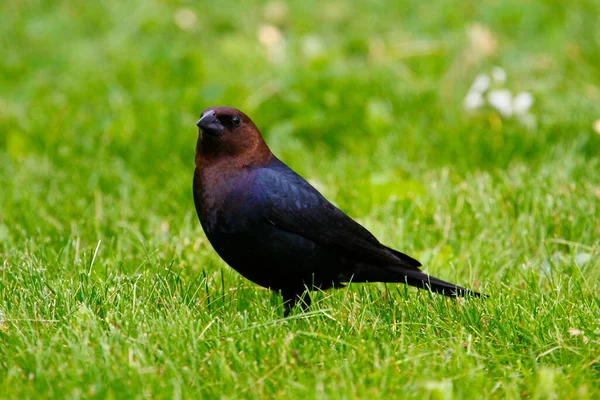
left=232, top=115, right=241, bottom=127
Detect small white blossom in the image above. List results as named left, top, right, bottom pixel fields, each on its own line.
left=470, top=73, right=491, bottom=94
left=487, top=89, right=513, bottom=117
left=463, top=67, right=536, bottom=128
left=513, top=92, right=534, bottom=115
left=463, top=91, right=484, bottom=111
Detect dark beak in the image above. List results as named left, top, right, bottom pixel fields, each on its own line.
left=196, top=110, right=224, bottom=137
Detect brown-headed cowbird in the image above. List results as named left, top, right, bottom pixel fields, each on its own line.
left=193, top=106, right=482, bottom=316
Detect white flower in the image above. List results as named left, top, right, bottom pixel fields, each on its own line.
left=470, top=73, right=491, bottom=94
left=463, top=91, right=484, bottom=111
left=463, top=73, right=491, bottom=111
left=513, top=92, right=534, bottom=115
left=487, top=89, right=513, bottom=117
left=463, top=67, right=536, bottom=128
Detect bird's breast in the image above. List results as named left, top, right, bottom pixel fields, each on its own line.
left=193, top=165, right=256, bottom=234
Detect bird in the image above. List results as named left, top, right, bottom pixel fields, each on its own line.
left=193, top=106, right=482, bottom=317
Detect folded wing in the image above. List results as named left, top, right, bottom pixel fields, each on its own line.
left=254, top=159, right=422, bottom=271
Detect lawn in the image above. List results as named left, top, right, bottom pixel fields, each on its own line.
left=1, top=0, right=599, bottom=398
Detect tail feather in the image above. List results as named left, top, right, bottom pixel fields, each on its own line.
left=402, top=269, right=481, bottom=297
left=346, top=266, right=482, bottom=297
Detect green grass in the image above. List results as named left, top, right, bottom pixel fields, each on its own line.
left=1, top=0, right=599, bottom=398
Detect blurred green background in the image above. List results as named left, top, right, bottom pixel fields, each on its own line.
left=1, top=0, right=599, bottom=398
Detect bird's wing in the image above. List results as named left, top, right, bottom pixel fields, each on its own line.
left=253, top=160, right=422, bottom=269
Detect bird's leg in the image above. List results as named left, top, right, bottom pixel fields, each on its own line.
left=282, top=288, right=312, bottom=317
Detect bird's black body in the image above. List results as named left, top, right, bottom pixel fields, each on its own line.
left=193, top=106, right=481, bottom=316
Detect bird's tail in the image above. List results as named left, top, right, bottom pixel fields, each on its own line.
left=349, top=267, right=482, bottom=297
left=402, top=269, right=481, bottom=297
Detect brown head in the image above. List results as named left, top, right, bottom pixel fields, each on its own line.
left=195, top=106, right=273, bottom=167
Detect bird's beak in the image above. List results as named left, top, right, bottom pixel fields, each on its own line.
left=196, top=110, right=224, bottom=137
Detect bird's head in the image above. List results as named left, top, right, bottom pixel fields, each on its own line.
left=195, top=106, right=271, bottom=164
